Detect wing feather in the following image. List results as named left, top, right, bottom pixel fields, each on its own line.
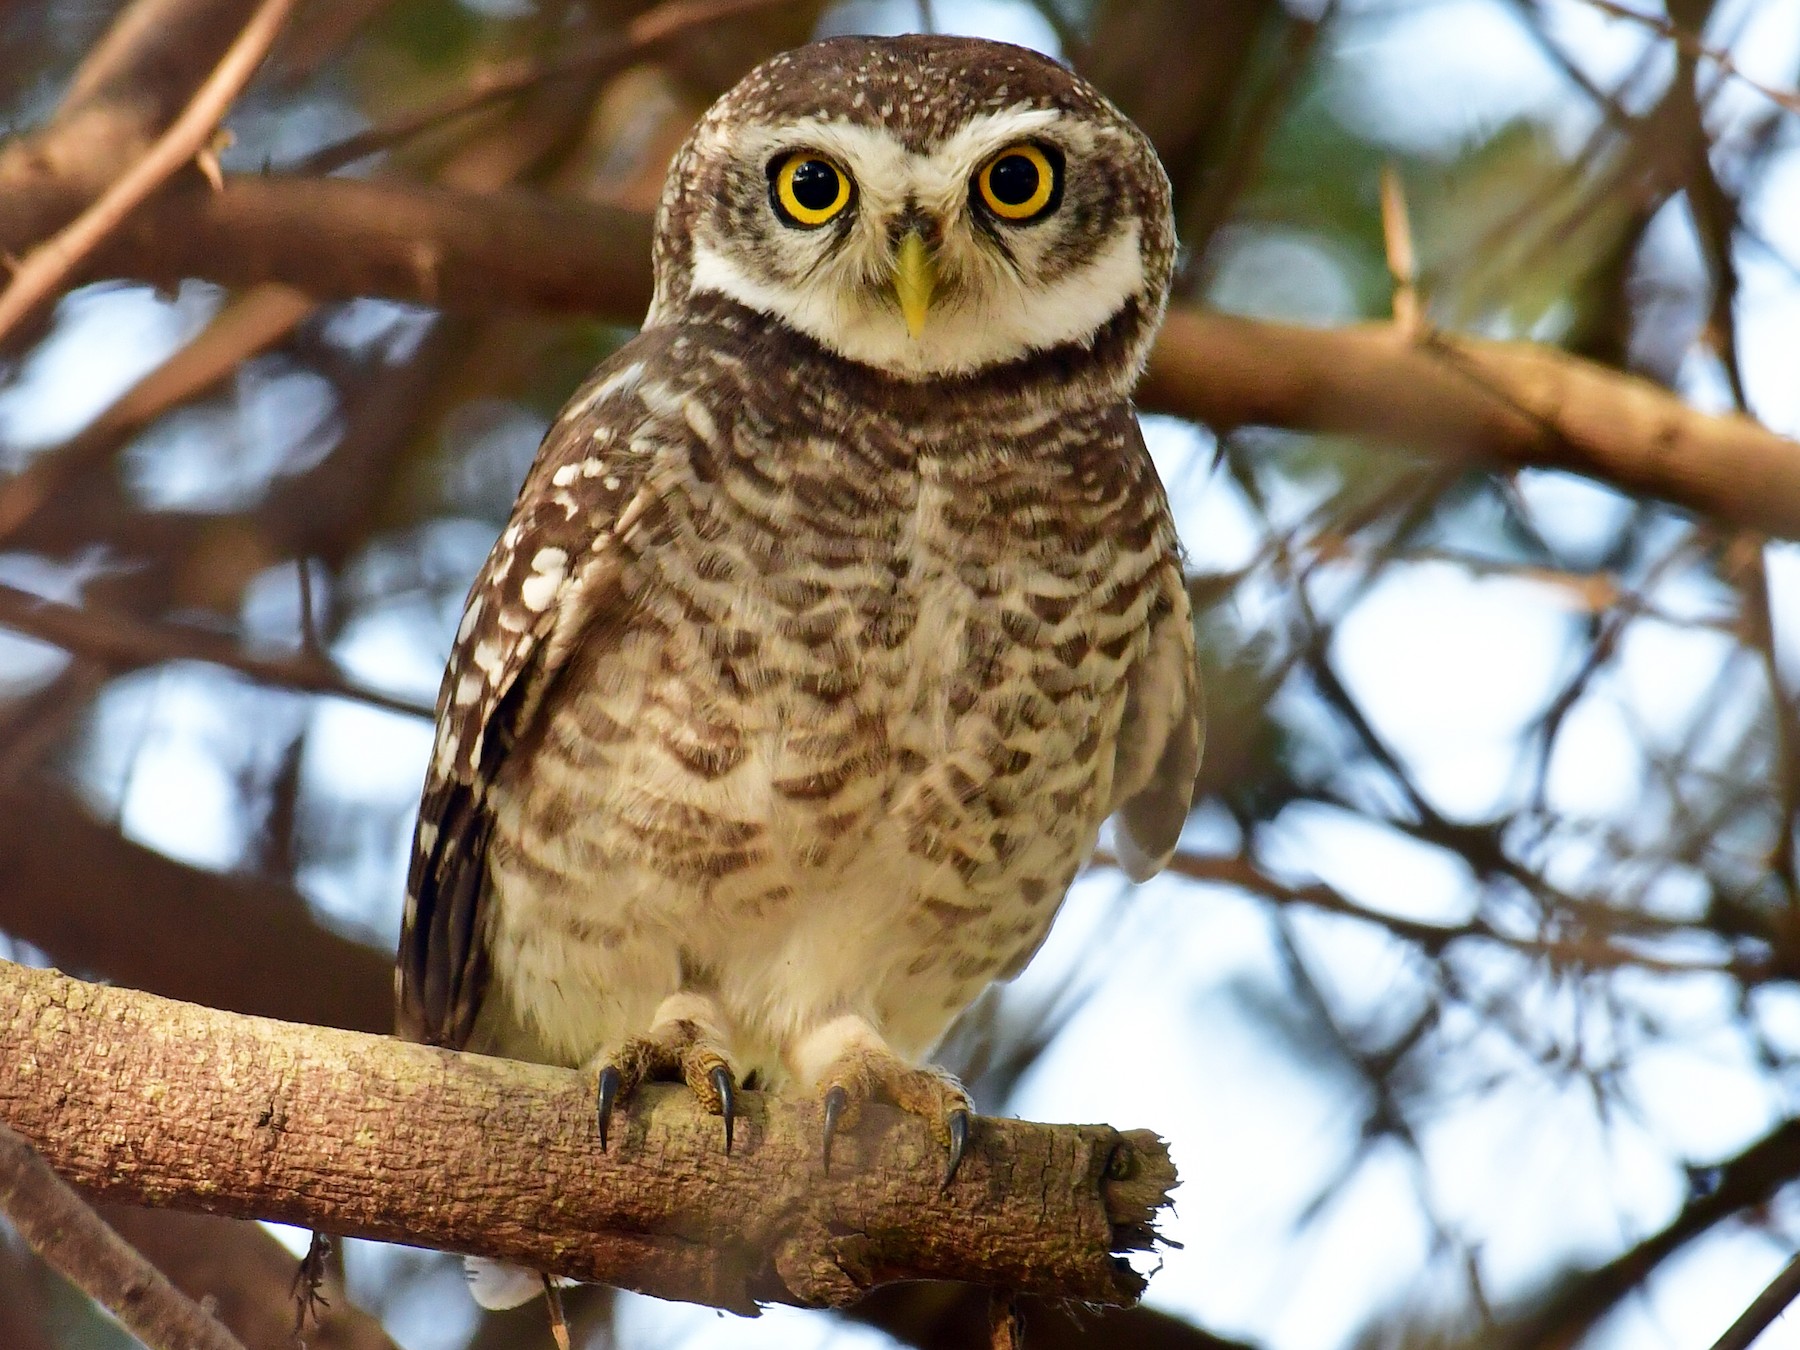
left=1108, top=426, right=1204, bottom=882
left=396, top=340, right=669, bottom=1047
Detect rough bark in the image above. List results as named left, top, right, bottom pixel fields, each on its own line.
left=0, top=961, right=1176, bottom=1314
left=45, top=174, right=1800, bottom=543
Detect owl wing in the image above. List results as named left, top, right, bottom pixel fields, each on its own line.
left=1107, top=431, right=1204, bottom=883
left=397, top=342, right=670, bottom=1048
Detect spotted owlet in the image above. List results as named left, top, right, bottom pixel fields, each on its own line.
left=398, top=30, right=1200, bottom=1254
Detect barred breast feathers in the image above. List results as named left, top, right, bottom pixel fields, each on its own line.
left=400, top=305, right=1201, bottom=1051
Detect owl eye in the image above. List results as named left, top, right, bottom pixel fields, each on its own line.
left=975, top=143, right=1060, bottom=222
left=770, top=152, right=854, bottom=228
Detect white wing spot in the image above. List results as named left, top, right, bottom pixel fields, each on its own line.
left=603, top=475, right=621, bottom=491
left=520, top=571, right=561, bottom=612
left=472, top=639, right=503, bottom=676
left=684, top=400, right=719, bottom=446
left=552, top=464, right=578, bottom=487
left=456, top=595, right=484, bottom=641
left=519, top=546, right=569, bottom=612
left=433, top=727, right=460, bottom=775
left=453, top=671, right=484, bottom=705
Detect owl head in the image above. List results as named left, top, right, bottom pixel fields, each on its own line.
left=647, top=35, right=1175, bottom=386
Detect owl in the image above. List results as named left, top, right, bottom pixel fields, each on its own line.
left=398, top=30, right=1200, bottom=1256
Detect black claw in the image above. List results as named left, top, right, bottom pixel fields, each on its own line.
left=597, top=1065, right=621, bottom=1151
left=711, top=1064, right=736, bottom=1155
left=943, top=1108, right=970, bottom=1189
left=822, top=1085, right=849, bottom=1174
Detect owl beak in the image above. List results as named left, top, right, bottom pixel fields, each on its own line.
left=893, top=230, right=937, bottom=339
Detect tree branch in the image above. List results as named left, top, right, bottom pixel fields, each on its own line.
left=1710, top=1251, right=1800, bottom=1350
left=0, top=782, right=393, bottom=1032
left=61, top=175, right=1800, bottom=542
left=0, top=961, right=1177, bottom=1313
left=0, top=1119, right=249, bottom=1350
left=90, top=176, right=656, bottom=318
left=0, top=580, right=433, bottom=719
left=1499, top=1116, right=1800, bottom=1349
left=1138, top=311, right=1800, bottom=545
left=0, top=0, right=299, bottom=343
left=99, top=1206, right=402, bottom=1350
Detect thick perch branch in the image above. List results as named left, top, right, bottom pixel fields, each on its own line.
left=0, top=961, right=1175, bottom=1313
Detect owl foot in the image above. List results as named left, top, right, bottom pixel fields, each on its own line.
left=590, top=995, right=738, bottom=1154
left=815, top=1044, right=973, bottom=1187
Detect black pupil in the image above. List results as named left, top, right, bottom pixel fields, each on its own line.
left=790, top=160, right=840, bottom=211
left=989, top=154, right=1040, bottom=206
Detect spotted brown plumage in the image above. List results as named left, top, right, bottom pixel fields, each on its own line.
left=399, top=32, right=1200, bottom=1306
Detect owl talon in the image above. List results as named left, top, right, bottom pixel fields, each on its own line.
left=711, top=1064, right=736, bottom=1154
left=943, top=1108, right=970, bottom=1188
left=596, top=1065, right=622, bottom=1151
left=822, top=1084, right=849, bottom=1174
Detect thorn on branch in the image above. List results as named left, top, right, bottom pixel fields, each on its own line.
left=195, top=128, right=235, bottom=192
left=1380, top=162, right=1421, bottom=340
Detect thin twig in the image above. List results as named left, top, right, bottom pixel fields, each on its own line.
left=1710, top=1251, right=1800, bottom=1350
left=0, top=581, right=433, bottom=718
left=1578, top=0, right=1800, bottom=117
left=0, top=0, right=298, bottom=344
left=1380, top=162, right=1421, bottom=338
left=288, top=0, right=795, bottom=175
left=0, top=1119, right=249, bottom=1350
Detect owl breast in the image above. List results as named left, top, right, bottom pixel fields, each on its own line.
left=478, top=340, right=1171, bottom=1079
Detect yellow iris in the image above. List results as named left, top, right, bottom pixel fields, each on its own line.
left=774, top=153, right=853, bottom=227
left=976, top=144, right=1057, bottom=221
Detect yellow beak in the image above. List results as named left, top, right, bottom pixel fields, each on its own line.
left=893, top=230, right=937, bottom=340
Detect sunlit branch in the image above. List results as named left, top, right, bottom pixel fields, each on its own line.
left=0, top=0, right=300, bottom=344
left=2, top=172, right=1786, bottom=543
left=0, top=962, right=1176, bottom=1314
